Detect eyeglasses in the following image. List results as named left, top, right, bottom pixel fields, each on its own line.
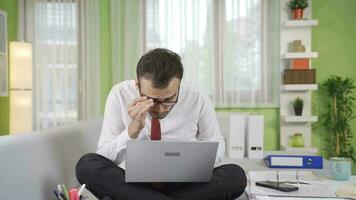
left=146, top=97, right=178, bottom=106
left=137, top=79, right=181, bottom=107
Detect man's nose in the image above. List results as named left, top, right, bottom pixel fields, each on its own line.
left=155, top=104, right=165, bottom=113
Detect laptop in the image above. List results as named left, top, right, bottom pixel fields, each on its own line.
left=125, top=140, right=218, bottom=182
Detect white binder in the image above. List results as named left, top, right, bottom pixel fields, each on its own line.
left=227, top=115, right=246, bottom=158
left=247, top=115, right=264, bottom=159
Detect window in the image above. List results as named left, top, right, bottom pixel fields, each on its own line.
left=145, top=0, right=278, bottom=107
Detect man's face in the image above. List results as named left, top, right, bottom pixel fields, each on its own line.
left=137, top=77, right=181, bottom=119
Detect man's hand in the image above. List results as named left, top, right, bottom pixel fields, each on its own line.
left=127, top=96, right=154, bottom=139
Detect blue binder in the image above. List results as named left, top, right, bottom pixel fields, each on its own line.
left=264, top=155, right=323, bottom=169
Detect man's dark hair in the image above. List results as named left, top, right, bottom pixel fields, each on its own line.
left=136, top=48, right=183, bottom=88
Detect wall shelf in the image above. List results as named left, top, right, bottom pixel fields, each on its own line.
left=285, top=19, right=318, bottom=27
left=279, top=1, right=318, bottom=154
left=282, top=84, right=318, bottom=91
left=282, top=146, right=318, bottom=154
left=282, top=52, right=318, bottom=59
left=283, top=116, right=318, bottom=123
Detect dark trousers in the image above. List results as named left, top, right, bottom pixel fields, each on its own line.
left=76, top=153, right=247, bottom=200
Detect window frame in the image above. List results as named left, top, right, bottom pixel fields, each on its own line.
left=142, top=0, right=278, bottom=108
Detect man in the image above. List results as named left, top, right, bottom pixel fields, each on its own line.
left=76, top=48, right=247, bottom=200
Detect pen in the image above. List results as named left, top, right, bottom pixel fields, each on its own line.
left=57, top=184, right=62, bottom=193
left=59, top=191, right=67, bottom=200
left=56, top=185, right=67, bottom=200
left=54, top=190, right=60, bottom=200
left=54, top=190, right=64, bottom=200
left=78, top=184, right=86, bottom=198
left=61, top=184, right=69, bottom=200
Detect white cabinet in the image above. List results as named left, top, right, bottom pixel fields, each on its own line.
left=0, top=10, right=8, bottom=96
left=279, top=0, right=318, bottom=153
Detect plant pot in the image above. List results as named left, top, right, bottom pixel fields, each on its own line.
left=291, top=133, right=304, bottom=147
left=294, top=106, right=303, bottom=116
left=292, top=8, right=303, bottom=19
left=330, top=157, right=352, bottom=181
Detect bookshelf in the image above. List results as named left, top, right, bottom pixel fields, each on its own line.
left=279, top=0, right=318, bottom=153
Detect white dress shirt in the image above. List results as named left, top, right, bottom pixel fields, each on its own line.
left=96, top=80, right=225, bottom=168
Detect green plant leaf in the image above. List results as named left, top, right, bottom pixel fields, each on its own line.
left=319, top=76, right=356, bottom=161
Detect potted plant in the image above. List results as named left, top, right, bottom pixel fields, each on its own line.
left=319, top=76, right=355, bottom=180
left=291, top=97, right=304, bottom=116
left=291, top=133, right=305, bottom=147
left=288, top=0, right=309, bottom=19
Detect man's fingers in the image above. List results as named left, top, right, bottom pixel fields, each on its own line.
left=128, top=96, right=148, bottom=107
left=128, top=98, right=153, bottom=113
left=137, top=106, right=151, bottom=119
left=129, top=97, right=153, bottom=109
left=128, top=99, right=154, bottom=119
left=135, top=98, right=154, bottom=107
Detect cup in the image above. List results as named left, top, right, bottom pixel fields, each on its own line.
left=330, top=157, right=352, bottom=181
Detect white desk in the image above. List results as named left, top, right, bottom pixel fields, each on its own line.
left=221, top=156, right=356, bottom=199
left=319, top=176, right=356, bottom=194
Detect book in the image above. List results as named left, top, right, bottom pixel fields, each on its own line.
left=283, top=69, right=316, bottom=84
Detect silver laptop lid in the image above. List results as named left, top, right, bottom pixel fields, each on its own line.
left=125, top=141, right=218, bottom=182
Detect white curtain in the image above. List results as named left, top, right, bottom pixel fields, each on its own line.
left=21, top=0, right=102, bottom=129
left=145, top=0, right=279, bottom=107
left=77, top=0, right=101, bottom=120
left=145, top=0, right=214, bottom=96
left=110, top=0, right=144, bottom=83
left=33, top=0, right=78, bottom=129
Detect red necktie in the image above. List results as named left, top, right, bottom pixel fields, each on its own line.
left=151, top=118, right=161, bottom=140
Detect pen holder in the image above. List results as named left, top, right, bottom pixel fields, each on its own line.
left=69, top=188, right=80, bottom=200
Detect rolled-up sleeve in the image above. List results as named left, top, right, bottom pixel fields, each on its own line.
left=96, top=87, right=132, bottom=165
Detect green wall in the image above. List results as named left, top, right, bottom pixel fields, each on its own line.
left=312, top=0, right=356, bottom=174
left=100, top=0, right=112, bottom=113
left=0, top=0, right=18, bottom=136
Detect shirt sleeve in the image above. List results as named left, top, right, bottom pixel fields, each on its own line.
left=197, top=94, right=226, bottom=165
left=96, top=86, right=133, bottom=165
